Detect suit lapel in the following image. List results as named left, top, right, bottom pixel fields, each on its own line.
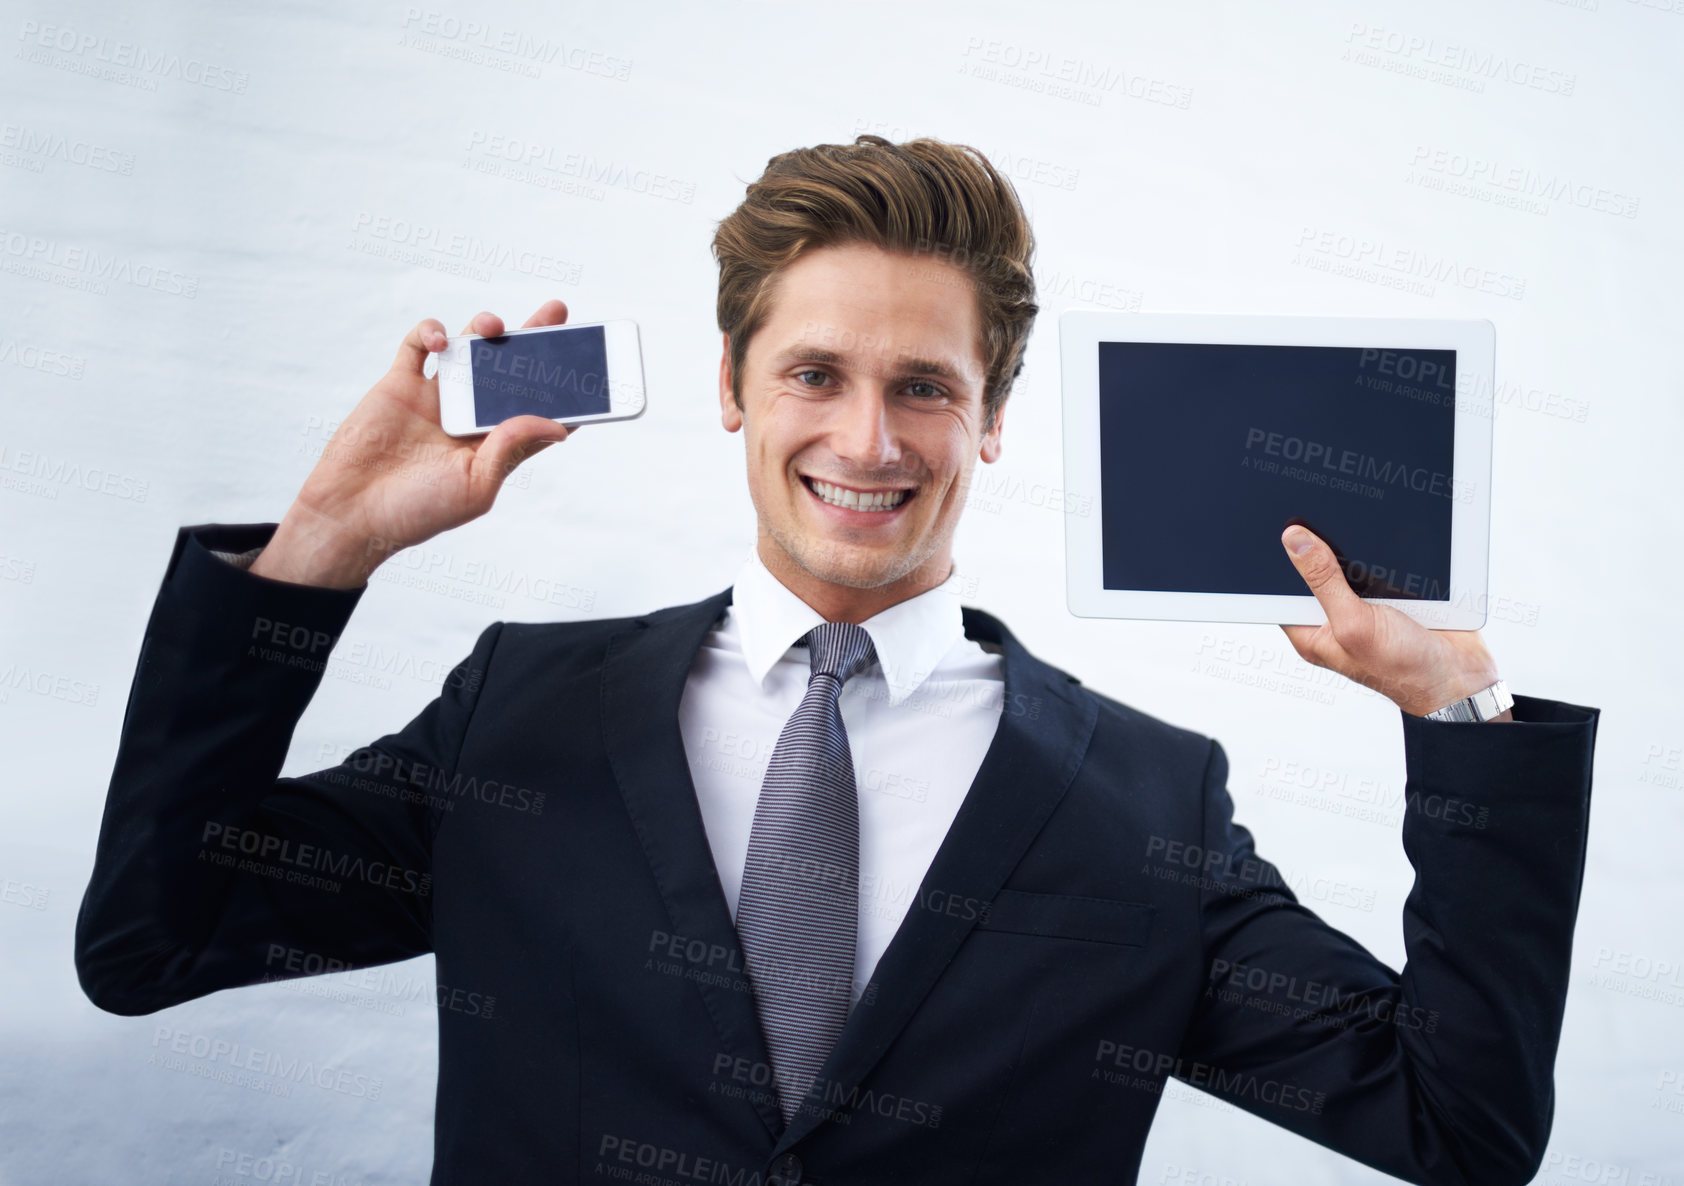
left=601, top=588, right=1099, bottom=1151
left=771, top=605, right=1098, bottom=1153
left=600, top=586, right=787, bottom=1141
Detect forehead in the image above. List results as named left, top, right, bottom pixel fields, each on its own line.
left=754, top=242, right=984, bottom=384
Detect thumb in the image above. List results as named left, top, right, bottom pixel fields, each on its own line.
left=1281, top=525, right=1364, bottom=633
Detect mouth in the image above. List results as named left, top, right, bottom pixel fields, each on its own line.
left=800, top=474, right=917, bottom=514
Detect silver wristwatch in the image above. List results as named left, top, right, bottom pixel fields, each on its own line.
left=1423, top=679, right=1513, bottom=723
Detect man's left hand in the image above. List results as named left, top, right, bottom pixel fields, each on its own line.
left=1279, top=526, right=1512, bottom=720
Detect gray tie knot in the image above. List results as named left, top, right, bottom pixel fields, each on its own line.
left=802, top=621, right=876, bottom=686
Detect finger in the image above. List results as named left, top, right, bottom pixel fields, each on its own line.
left=520, top=299, right=569, bottom=329
left=461, top=311, right=505, bottom=337
left=1280, top=623, right=1312, bottom=655
left=1279, top=622, right=1339, bottom=667
left=394, top=318, right=448, bottom=375
left=473, top=415, right=572, bottom=486
left=1281, top=526, right=1369, bottom=641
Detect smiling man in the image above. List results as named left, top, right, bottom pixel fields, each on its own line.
left=77, top=135, right=1598, bottom=1185
left=723, top=239, right=999, bottom=622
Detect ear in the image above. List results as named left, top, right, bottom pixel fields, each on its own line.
left=978, top=400, right=1005, bottom=463
left=719, top=333, right=743, bottom=433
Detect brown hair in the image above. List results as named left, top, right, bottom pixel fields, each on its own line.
left=711, top=134, right=1037, bottom=434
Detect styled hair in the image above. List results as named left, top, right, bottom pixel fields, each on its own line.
left=711, top=134, right=1038, bottom=434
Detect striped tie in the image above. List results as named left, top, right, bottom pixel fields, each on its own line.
left=735, top=620, right=876, bottom=1125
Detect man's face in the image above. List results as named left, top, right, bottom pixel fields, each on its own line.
left=719, top=241, right=1003, bottom=595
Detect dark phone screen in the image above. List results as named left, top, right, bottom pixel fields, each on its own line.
left=1097, top=341, right=1458, bottom=599
left=472, top=324, right=611, bottom=426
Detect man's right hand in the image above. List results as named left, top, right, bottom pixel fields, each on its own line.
left=250, top=300, right=575, bottom=589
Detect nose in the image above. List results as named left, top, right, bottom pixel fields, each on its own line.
left=829, top=382, right=903, bottom=472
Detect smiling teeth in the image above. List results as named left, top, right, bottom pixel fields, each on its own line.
left=810, top=479, right=909, bottom=511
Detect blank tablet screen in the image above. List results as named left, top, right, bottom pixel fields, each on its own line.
left=1097, top=342, right=1458, bottom=599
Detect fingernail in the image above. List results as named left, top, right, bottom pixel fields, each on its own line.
left=1284, top=528, right=1313, bottom=556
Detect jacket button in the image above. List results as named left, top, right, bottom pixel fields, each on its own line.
left=770, top=1152, right=803, bottom=1184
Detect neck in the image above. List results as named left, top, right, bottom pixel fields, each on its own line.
left=755, top=532, right=953, bottom=625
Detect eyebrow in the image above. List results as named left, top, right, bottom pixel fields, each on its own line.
left=777, top=345, right=969, bottom=385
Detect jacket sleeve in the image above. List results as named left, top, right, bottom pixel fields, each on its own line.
left=1173, top=694, right=1599, bottom=1186
left=74, top=523, right=503, bottom=1016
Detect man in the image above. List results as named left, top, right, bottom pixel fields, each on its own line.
left=77, top=135, right=1599, bottom=1185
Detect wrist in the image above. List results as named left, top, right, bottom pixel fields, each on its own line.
left=1394, top=659, right=1504, bottom=718
left=250, top=507, right=384, bottom=590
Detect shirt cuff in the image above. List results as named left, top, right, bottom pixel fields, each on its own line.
left=208, top=545, right=265, bottom=571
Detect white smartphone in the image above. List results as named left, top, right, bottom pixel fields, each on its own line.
left=437, top=319, right=646, bottom=437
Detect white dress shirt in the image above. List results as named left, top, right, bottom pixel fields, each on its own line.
left=677, top=548, right=1005, bottom=1002
left=212, top=540, right=1007, bottom=1003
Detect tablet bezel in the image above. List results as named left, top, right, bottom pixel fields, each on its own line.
left=1058, top=311, right=1494, bottom=629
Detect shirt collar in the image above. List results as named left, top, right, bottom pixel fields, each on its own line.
left=729, top=547, right=968, bottom=707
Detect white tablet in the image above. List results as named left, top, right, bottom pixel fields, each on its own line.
left=1059, top=312, right=1494, bottom=628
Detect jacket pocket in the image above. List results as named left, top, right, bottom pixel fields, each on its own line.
left=975, top=889, right=1154, bottom=947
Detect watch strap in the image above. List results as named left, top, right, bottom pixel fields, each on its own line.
left=1424, top=679, right=1513, bottom=723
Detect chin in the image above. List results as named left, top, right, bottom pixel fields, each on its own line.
left=778, top=529, right=925, bottom=591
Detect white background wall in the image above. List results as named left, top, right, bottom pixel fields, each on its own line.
left=1, top=1, right=1679, bottom=1182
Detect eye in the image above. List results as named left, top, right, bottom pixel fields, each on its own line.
left=907, top=381, right=945, bottom=399
left=795, top=370, right=832, bottom=387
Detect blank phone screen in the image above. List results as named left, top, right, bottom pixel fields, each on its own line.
left=471, top=325, right=611, bottom=426
left=1097, top=341, right=1459, bottom=600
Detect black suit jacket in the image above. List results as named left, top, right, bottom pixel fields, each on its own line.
left=77, top=524, right=1600, bottom=1185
